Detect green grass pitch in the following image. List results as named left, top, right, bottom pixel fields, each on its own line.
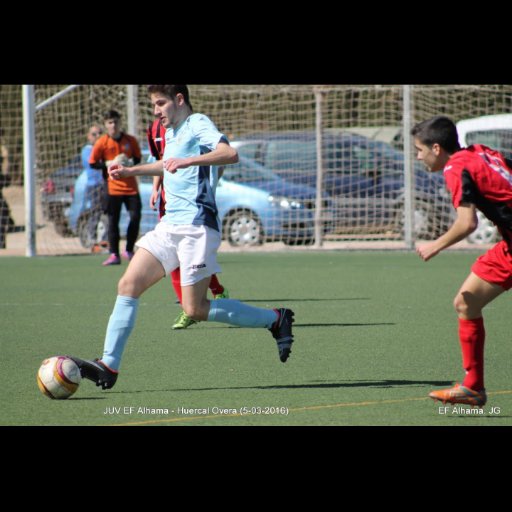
left=1, top=250, right=510, bottom=426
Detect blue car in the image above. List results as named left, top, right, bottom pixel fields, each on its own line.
left=67, top=171, right=159, bottom=248
left=40, top=154, right=83, bottom=236
left=232, top=130, right=452, bottom=238
left=67, top=155, right=332, bottom=247
left=217, top=158, right=332, bottom=245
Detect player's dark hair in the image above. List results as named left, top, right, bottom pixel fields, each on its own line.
left=103, top=110, right=121, bottom=120
left=411, top=116, right=460, bottom=153
left=147, top=85, right=193, bottom=111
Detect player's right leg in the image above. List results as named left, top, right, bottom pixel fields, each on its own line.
left=429, top=384, right=487, bottom=406
left=209, top=274, right=228, bottom=299
left=171, top=267, right=183, bottom=303
left=124, top=193, right=142, bottom=257
left=69, top=357, right=118, bottom=390
left=170, top=267, right=197, bottom=329
left=71, top=243, right=168, bottom=389
left=172, top=310, right=197, bottom=329
left=103, top=195, right=122, bottom=265
left=172, top=272, right=229, bottom=329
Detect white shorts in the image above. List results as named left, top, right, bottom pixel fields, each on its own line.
left=136, top=222, right=222, bottom=286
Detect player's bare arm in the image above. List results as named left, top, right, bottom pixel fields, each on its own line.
left=109, top=160, right=164, bottom=180
left=149, top=176, right=163, bottom=210
left=417, top=203, right=478, bottom=261
left=163, top=142, right=238, bottom=174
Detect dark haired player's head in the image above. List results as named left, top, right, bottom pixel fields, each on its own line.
left=411, top=116, right=460, bottom=154
left=103, top=110, right=121, bottom=121
left=147, top=85, right=193, bottom=111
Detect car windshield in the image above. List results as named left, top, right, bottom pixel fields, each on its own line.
left=242, top=136, right=405, bottom=174
left=221, top=156, right=281, bottom=183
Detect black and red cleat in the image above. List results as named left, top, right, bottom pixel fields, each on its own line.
left=68, top=357, right=118, bottom=390
left=269, top=308, right=295, bottom=362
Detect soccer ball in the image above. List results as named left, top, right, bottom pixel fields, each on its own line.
left=36, top=356, right=81, bottom=399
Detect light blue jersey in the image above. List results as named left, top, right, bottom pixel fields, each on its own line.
left=161, top=113, right=228, bottom=232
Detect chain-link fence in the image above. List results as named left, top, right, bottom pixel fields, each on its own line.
left=1, top=84, right=511, bottom=255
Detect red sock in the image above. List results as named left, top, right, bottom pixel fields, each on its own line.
left=171, top=267, right=182, bottom=304
left=209, top=274, right=224, bottom=296
left=459, top=317, right=485, bottom=391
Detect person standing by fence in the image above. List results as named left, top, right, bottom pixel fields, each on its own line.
left=89, top=111, right=142, bottom=266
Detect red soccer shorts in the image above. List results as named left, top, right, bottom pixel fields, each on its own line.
left=472, top=240, right=512, bottom=290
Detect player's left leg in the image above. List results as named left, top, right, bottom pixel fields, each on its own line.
left=179, top=226, right=294, bottom=362
left=453, top=271, right=505, bottom=390
left=429, top=269, right=506, bottom=406
left=181, top=279, right=281, bottom=330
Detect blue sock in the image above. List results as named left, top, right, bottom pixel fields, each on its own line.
left=207, top=299, right=278, bottom=328
left=102, top=295, right=139, bottom=371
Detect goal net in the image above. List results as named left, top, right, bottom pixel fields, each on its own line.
left=1, top=84, right=511, bottom=255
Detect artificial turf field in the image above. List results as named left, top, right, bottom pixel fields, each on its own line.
left=1, top=250, right=511, bottom=426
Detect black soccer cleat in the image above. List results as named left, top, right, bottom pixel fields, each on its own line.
left=68, top=356, right=118, bottom=390
left=269, top=308, right=295, bottom=363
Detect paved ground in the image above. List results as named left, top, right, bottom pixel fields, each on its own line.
left=0, top=186, right=490, bottom=257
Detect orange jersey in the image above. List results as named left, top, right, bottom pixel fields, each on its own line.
left=90, top=133, right=141, bottom=195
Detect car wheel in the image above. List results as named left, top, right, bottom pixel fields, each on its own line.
left=467, top=211, right=499, bottom=244
left=77, top=213, right=109, bottom=248
left=224, top=210, right=263, bottom=247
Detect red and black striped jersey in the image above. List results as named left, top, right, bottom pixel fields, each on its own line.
left=147, top=119, right=167, bottom=218
left=444, top=144, right=512, bottom=245
left=147, top=119, right=166, bottom=160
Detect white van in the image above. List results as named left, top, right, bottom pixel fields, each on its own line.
left=457, top=113, right=512, bottom=158
left=456, top=113, right=512, bottom=244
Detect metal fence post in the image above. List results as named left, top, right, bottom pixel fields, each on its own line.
left=127, top=85, right=138, bottom=139
left=22, top=85, right=36, bottom=257
left=313, top=86, right=325, bottom=248
left=402, top=84, right=414, bottom=250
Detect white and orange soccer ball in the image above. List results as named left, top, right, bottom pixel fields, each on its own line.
left=36, top=356, right=81, bottom=399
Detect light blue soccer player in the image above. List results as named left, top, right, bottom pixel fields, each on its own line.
left=70, top=85, right=295, bottom=389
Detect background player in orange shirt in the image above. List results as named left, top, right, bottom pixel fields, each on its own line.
left=90, top=110, right=142, bottom=266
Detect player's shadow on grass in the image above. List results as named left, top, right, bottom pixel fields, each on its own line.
left=242, top=298, right=371, bottom=303
left=303, top=379, right=454, bottom=388
left=69, top=396, right=106, bottom=400
left=197, top=321, right=395, bottom=329
left=108, top=379, right=453, bottom=394
left=298, top=322, right=395, bottom=327
left=169, top=379, right=454, bottom=392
